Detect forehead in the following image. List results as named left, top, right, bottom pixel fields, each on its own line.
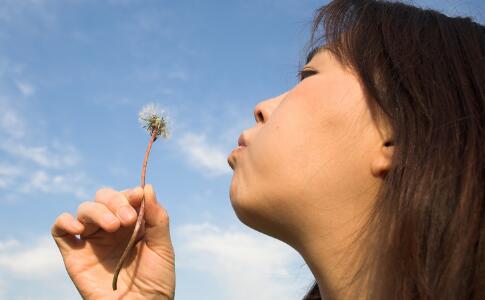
left=305, top=46, right=327, bottom=64
left=305, top=47, right=338, bottom=68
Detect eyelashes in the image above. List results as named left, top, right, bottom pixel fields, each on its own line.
left=297, top=69, right=318, bottom=82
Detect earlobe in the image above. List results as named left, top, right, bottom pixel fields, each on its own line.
left=370, top=142, right=394, bottom=178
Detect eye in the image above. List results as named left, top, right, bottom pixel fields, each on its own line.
left=298, top=69, right=318, bottom=82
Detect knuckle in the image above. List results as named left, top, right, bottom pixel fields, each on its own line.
left=105, top=194, right=117, bottom=208
left=52, top=213, right=71, bottom=236
left=159, top=208, right=170, bottom=224
left=77, top=201, right=92, bottom=214
left=120, top=190, right=132, bottom=202
left=111, top=192, right=128, bottom=205
left=50, top=225, right=56, bottom=236
left=58, top=212, right=71, bottom=223
left=53, top=215, right=63, bottom=228
left=103, top=191, right=128, bottom=210
left=109, top=192, right=127, bottom=208
left=50, top=225, right=59, bottom=237
left=95, top=187, right=114, bottom=201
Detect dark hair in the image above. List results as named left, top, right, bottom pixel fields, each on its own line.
left=302, top=0, right=485, bottom=299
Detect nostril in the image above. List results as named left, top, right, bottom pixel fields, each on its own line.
left=256, top=111, right=264, bottom=123
left=253, top=102, right=267, bottom=123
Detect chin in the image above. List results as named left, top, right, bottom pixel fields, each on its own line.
left=230, top=189, right=295, bottom=246
left=231, top=197, right=268, bottom=235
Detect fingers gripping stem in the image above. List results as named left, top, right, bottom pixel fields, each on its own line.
left=112, top=129, right=157, bottom=290
left=112, top=196, right=146, bottom=290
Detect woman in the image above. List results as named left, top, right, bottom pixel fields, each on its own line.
left=51, top=0, right=485, bottom=299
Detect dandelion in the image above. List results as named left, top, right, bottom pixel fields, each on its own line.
left=137, top=103, right=171, bottom=140
left=112, top=103, right=170, bottom=291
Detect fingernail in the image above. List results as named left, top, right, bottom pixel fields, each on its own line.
left=147, top=184, right=155, bottom=194
left=119, top=206, right=136, bottom=222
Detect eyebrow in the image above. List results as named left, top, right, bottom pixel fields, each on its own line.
left=305, top=46, right=326, bottom=64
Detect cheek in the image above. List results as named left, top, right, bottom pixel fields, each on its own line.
left=229, top=138, right=307, bottom=243
left=248, top=112, right=309, bottom=189
left=229, top=79, right=377, bottom=238
left=231, top=108, right=315, bottom=218
left=245, top=90, right=374, bottom=209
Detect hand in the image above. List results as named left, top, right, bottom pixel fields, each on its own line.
left=51, top=184, right=175, bottom=300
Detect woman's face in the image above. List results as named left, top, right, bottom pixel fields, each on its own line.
left=227, top=49, right=391, bottom=248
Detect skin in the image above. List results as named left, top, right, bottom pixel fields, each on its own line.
left=52, top=49, right=393, bottom=300
left=228, top=49, right=393, bottom=299
left=51, top=185, right=175, bottom=300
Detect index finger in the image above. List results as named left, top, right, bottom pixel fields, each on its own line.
left=120, top=186, right=145, bottom=207
left=94, top=187, right=144, bottom=226
left=95, top=187, right=144, bottom=208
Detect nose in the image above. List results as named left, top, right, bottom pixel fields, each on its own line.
left=253, top=92, right=287, bottom=124
left=253, top=103, right=266, bottom=123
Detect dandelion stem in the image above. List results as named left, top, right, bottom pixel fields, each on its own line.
left=112, top=128, right=158, bottom=290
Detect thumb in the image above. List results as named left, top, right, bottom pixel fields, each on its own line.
left=143, top=184, right=174, bottom=256
left=51, top=212, right=84, bottom=255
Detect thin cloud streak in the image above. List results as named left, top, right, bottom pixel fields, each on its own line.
left=0, top=141, right=80, bottom=169
left=176, top=222, right=313, bottom=300
left=177, top=132, right=232, bottom=177
left=15, top=81, right=35, bottom=97
left=0, top=163, right=23, bottom=189
left=0, top=236, right=79, bottom=299
left=19, top=170, right=90, bottom=199
left=0, top=236, right=64, bottom=278
left=0, top=104, right=90, bottom=200
left=0, top=109, right=25, bottom=139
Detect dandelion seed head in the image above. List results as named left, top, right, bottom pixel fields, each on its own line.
left=138, top=103, right=171, bottom=139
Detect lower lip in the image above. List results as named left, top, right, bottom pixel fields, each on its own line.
left=228, top=146, right=246, bottom=169
left=229, top=145, right=246, bottom=157
left=232, top=145, right=246, bottom=153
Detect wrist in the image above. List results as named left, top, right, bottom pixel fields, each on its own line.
left=134, top=293, right=174, bottom=300
left=83, top=291, right=173, bottom=300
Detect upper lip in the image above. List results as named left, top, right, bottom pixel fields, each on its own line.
left=238, top=133, right=247, bottom=147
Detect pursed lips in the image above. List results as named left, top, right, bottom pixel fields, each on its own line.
left=227, top=133, right=248, bottom=169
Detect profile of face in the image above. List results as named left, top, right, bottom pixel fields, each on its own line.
left=227, top=49, right=393, bottom=250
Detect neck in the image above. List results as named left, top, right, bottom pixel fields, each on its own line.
left=294, top=210, right=371, bottom=300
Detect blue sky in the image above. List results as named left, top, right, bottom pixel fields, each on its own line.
left=0, top=0, right=483, bottom=299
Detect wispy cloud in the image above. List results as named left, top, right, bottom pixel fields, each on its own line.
left=0, top=99, right=90, bottom=201
left=0, top=225, right=313, bottom=300
left=0, top=236, right=63, bottom=278
left=15, top=81, right=35, bottom=97
left=0, top=236, right=79, bottom=299
left=167, top=69, right=189, bottom=81
left=0, top=163, right=23, bottom=189
left=0, top=141, right=80, bottom=169
left=176, top=222, right=313, bottom=300
left=0, top=108, right=25, bottom=139
left=19, top=170, right=89, bottom=199
left=177, top=132, right=232, bottom=177
left=0, top=239, right=20, bottom=251
left=0, top=0, right=54, bottom=25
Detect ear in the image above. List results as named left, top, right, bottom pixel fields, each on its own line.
left=370, top=141, right=394, bottom=178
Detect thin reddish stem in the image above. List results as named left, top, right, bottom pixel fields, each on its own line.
left=112, top=129, right=158, bottom=290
